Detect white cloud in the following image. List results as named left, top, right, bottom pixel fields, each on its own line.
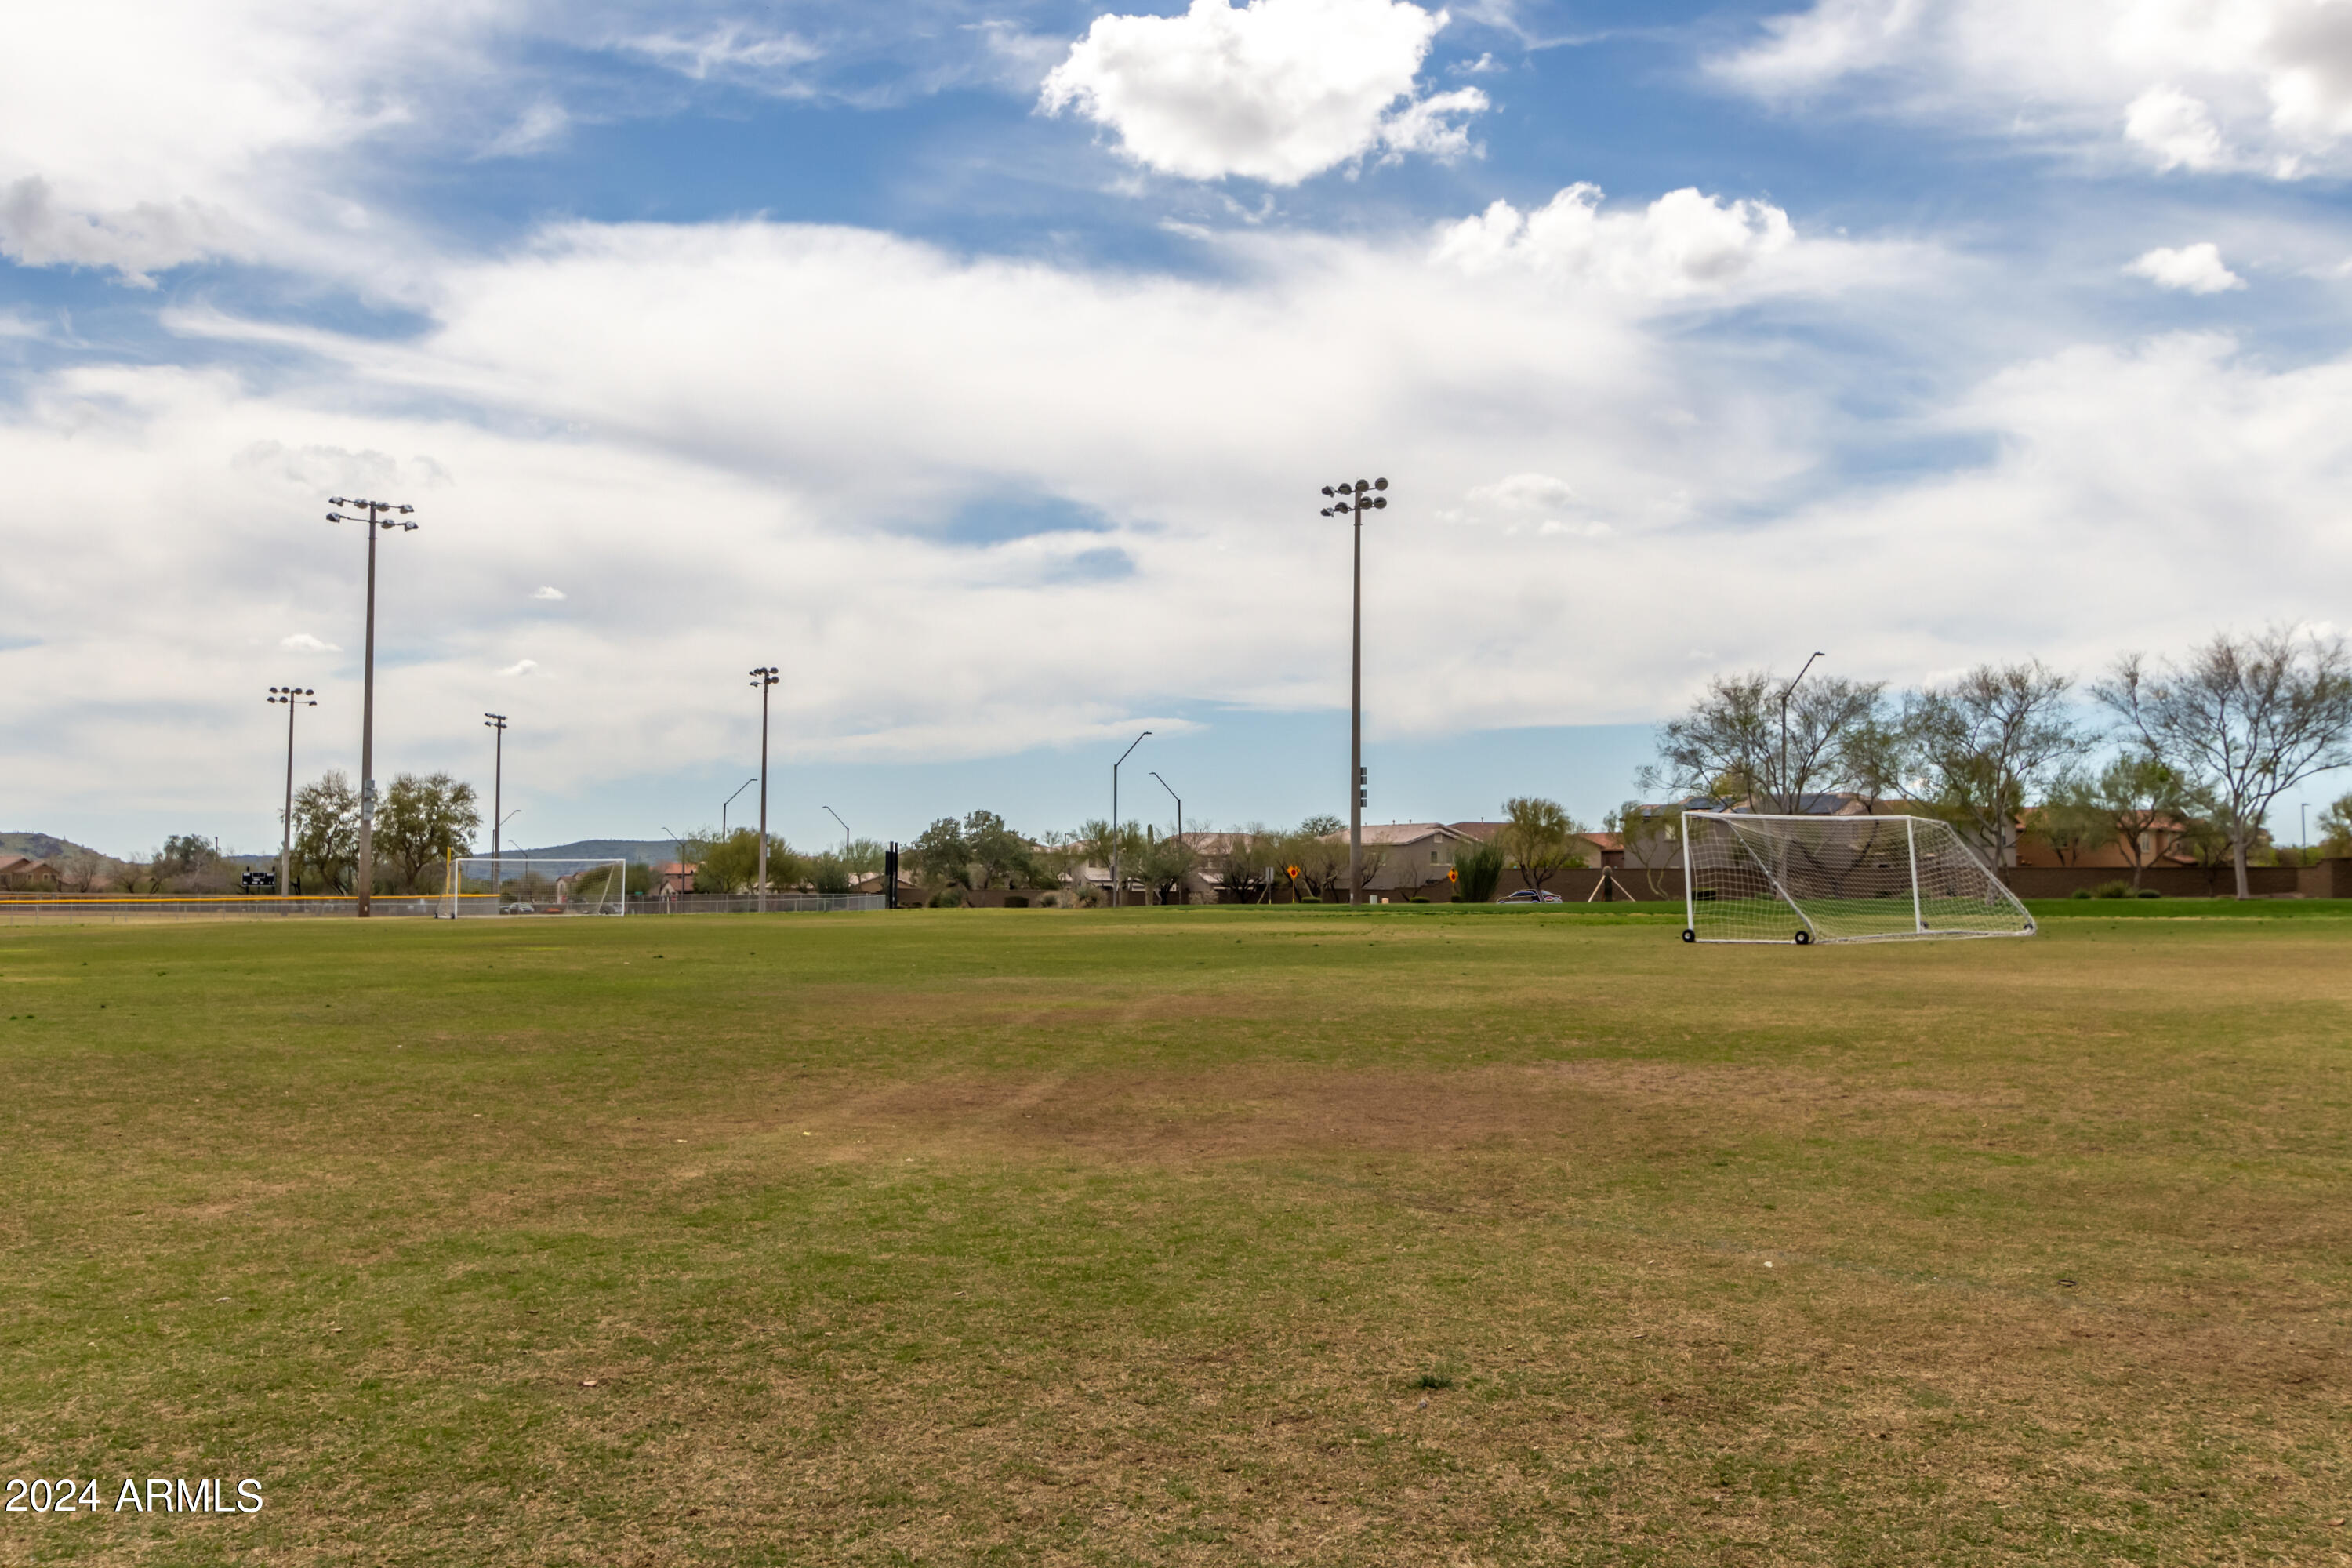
left=1715, top=0, right=2352, bottom=176
left=2127, top=242, right=2247, bottom=292
left=619, top=24, right=820, bottom=85
left=499, top=659, right=540, bottom=677
left=279, top=633, right=340, bottom=652
left=1039, top=0, right=1486, bottom=183
left=532, top=585, right=567, bottom=600
left=481, top=102, right=570, bottom=160
left=1433, top=184, right=1810, bottom=300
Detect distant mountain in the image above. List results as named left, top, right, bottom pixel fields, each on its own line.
left=511, top=839, right=681, bottom=865
left=0, top=831, right=110, bottom=864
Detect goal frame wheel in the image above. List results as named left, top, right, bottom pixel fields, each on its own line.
left=1793, top=929, right=1812, bottom=946
left=1680, top=927, right=1696, bottom=943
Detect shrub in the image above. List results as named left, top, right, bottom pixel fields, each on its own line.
left=2092, top=880, right=2135, bottom=899
left=2137, top=888, right=2162, bottom=898
left=1409, top=895, right=1429, bottom=903
left=928, top=887, right=964, bottom=909
left=2070, top=887, right=2093, bottom=900
left=1453, top=840, right=1507, bottom=902
left=1004, top=895, right=1029, bottom=909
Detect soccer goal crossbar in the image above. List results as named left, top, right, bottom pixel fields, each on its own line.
left=437, top=856, right=628, bottom=918
left=1680, top=811, right=2034, bottom=946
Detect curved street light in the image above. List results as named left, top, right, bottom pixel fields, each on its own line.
left=1112, top=730, right=1151, bottom=907
left=750, top=666, right=779, bottom=912
left=1779, top=651, right=1826, bottom=814
left=1318, top=477, right=1388, bottom=905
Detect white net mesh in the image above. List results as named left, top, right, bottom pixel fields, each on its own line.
left=439, top=858, right=627, bottom=917
left=1681, top=812, right=2033, bottom=945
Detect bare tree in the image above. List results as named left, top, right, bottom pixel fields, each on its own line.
left=1647, top=671, right=1887, bottom=812
left=1902, top=662, right=2078, bottom=871
left=2096, top=627, right=2352, bottom=898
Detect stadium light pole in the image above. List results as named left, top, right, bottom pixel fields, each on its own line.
left=1778, top=651, right=1825, bottom=815
left=750, top=666, right=779, bottom=913
left=721, top=776, right=756, bottom=840
left=1319, top=477, right=1388, bottom=905
left=484, top=713, right=508, bottom=893
left=1149, top=771, right=1181, bottom=840
left=267, top=686, right=316, bottom=896
left=326, top=496, right=416, bottom=916
left=824, top=805, right=850, bottom=857
left=1111, top=730, right=1150, bottom=908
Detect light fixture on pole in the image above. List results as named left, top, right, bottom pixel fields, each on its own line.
left=484, top=713, right=508, bottom=895
left=1318, top=477, right=1388, bottom=906
left=267, top=686, right=316, bottom=897
left=824, top=805, right=851, bottom=858
left=1149, top=771, right=1182, bottom=840
left=722, top=776, right=757, bottom=840
left=1778, top=652, right=1825, bottom=815
left=1112, top=730, right=1151, bottom=908
left=750, top=666, right=779, bottom=913
left=326, top=496, right=417, bottom=916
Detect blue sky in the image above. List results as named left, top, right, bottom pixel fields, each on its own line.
left=5, top=0, right=2352, bottom=858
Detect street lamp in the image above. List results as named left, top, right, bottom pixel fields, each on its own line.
left=267, top=685, right=316, bottom=896
left=1778, top=651, right=1825, bottom=814
left=1319, top=476, right=1388, bottom=905
left=1112, top=730, right=1151, bottom=908
left=326, top=495, right=417, bottom=916
left=722, top=776, right=757, bottom=840
left=824, top=805, right=851, bottom=857
left=1149, top=771, right=1181, bottom=840
left=750, top=666, right=779, bottom=912
left=484, top=713, right=508, bottom=894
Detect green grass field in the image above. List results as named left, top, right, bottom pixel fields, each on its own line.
left=2, top=906, right=2347, bottom=1566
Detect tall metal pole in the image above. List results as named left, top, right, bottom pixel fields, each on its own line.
left=1778, top=650, right=1825, bottom=815
left=1350, top=507, right=1363, bottom=905
left=1150, top=771, right=1181, bottom=840
left=1319, top=478, right=1388, bottom=906
left=750, top=666, right=779, bottom=912
left=825, top=805, right=850, bottom=856
left=327, top=498, right=415, bottom=916
left=485, top=713, right=507, bottom=896
left=1112, top=730, right=1150, bottom=908
left=269, top=686, right=314, bottom=897
left=723, top=776, right=756, bottom=840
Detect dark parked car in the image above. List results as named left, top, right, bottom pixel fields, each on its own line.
left=1498, top=889, right=1563, bottom=903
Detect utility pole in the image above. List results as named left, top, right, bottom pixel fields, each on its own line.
left=1319, top=477, right=1388, bottom=905
left=267, top=686, right=315, bottom=895
left=1112, top=730, right=1150, bottom=907
left=750, top=666, right=779, bottom=913
left=484, top=713, right=508, bottom=895
left=1778, top=651, right=1825, bottom=814
left=824, top=806, right=851, bottom=857
left=326, top=497, right=416, bottom=916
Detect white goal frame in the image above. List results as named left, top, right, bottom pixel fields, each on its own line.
left=1680, top=811, right=2034, bottom=946
left=438, top=855, right=628, bottom=918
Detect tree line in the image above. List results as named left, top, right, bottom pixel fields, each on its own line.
left=1641, top=626, right=2352, bottom=898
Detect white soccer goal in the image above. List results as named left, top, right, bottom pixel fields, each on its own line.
left=1680, top=811, right=2033, bottom=945
left=438, top=856, right=628, bottom=918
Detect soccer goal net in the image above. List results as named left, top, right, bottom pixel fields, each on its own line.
left=1680, top=811, right=2033, bottom=945
left=437, top=857, right=628, bottom=918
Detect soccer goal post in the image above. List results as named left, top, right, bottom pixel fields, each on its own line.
left=438, top=856, right=628, bottom=918
left=1680, top=811, right=2033, bottom=946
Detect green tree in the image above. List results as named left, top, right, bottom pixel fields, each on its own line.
left=376, top=771, right=482, bottom=892
left=961, top=811, right=1032, bottom=890
left=1495, top=797, right=1587, bottom=897
left=909, top=816, right=973, bottom=891
left=808, top=853, right=853, bottom=897
left=2031, top=771, right=2104, bottom=868
left=684, top=828, right=797, bottom=894
left=291, top=771, right=359, bottom=894
left=151, top=834, right=230, bottom=894
left=2092, top=753, right=2187, bottom=890
left=1603, top=802, right=1679, bottom=898
left=2319, top=792, right=2352, bottom=856
left=2172, top=788, right=2238, bottom=895
left=1209, top=827, right=1276, bottom=903
left=1136, top=831, right=1198, bottom=905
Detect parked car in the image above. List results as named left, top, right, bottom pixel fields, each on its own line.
left=1498, top=889, right=1563, bottom=903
